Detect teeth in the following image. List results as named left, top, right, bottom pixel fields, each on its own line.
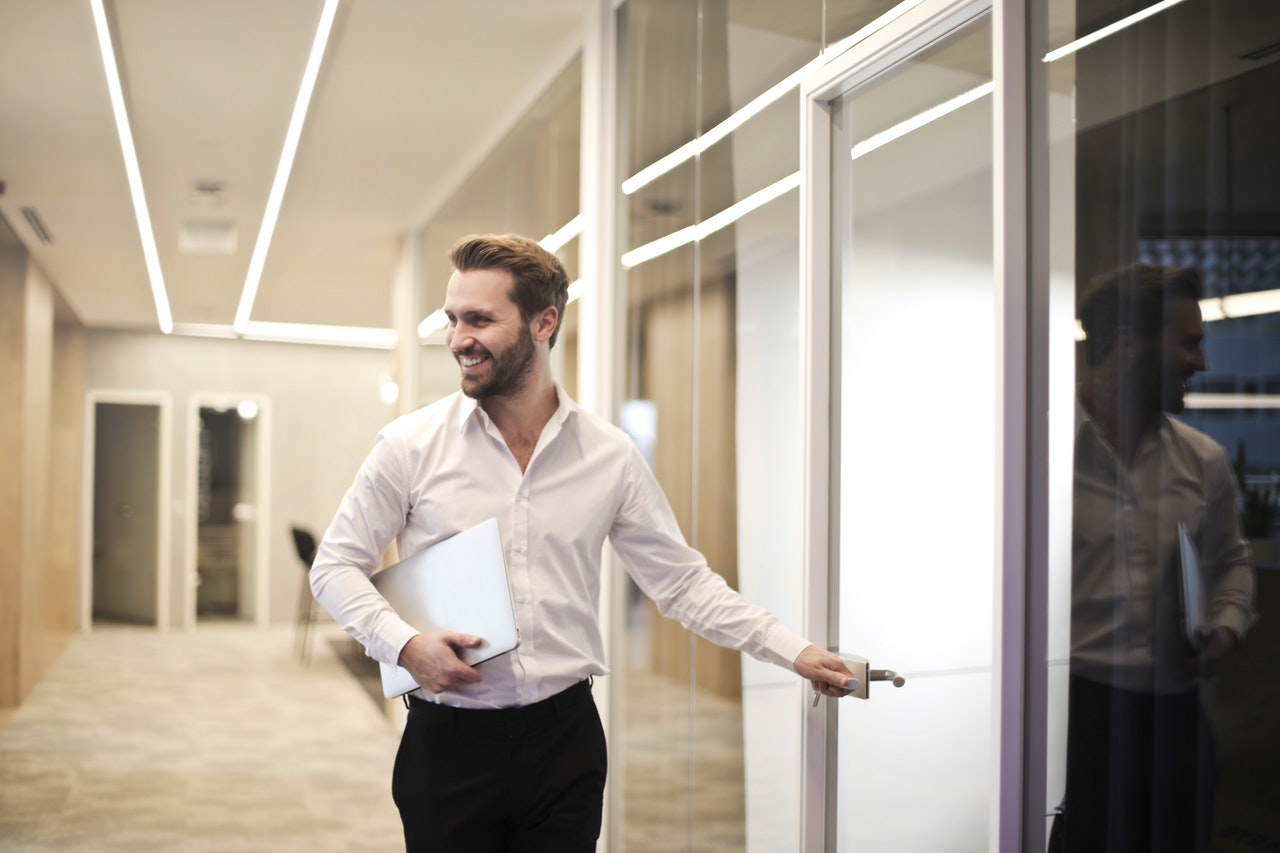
left=461, top=355, right=486, bottom=367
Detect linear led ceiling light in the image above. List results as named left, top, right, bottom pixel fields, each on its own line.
left=620, top=79, right=992, bottom=269
left=541, top=214, right=584, bottom=253
left=171, top=320, right=395, bottom=348
left=621, top=171, right=801, bottom=269
left=620, top=0, right=925, bottom=196
left=238, top=320, right=396, bottom=349
left=1186, top=394, right=1280, bottom=410
left=851, top=82, right=994, bottom=161
left=90, top=0, right=173, bottom=334
left=1043, top=0, right=1192, bottom=63
left=1199, top=288, right=1280, bottom=322
left=233, top=0, right=340, bottom=333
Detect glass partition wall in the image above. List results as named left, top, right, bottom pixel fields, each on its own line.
left=614, top=1, right=907, bottom=849
left=402, top=1, right=1279, bottom=848
left=1036, top=1, right=1280, bottom=851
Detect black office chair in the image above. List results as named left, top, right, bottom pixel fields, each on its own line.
left=291, top=526, right=322, bottom=664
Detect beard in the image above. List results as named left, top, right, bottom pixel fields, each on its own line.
left=1161, top=373, right=1190, bottom=413
left=457, top=323, right=536, bottom=400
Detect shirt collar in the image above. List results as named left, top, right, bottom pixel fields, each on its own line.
left=454, top=382, right=577, bottom=433
left=1075, top=395, right=1173, bottom=450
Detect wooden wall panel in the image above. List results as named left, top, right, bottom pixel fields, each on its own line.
left=0, top=247, right=27, bottom=708
left=641, top=280, right=742, bottom=700
left=0, top=250, right=82, bottom=709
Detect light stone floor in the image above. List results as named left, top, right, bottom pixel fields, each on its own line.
left=0, top=623, right=753, bottom=853
left=0, top=623, right=404, bottom=852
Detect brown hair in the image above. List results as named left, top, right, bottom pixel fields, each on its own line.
left=1078, top=262, right=1203, bottom=364
left=449, top=234, right=570, bottom=348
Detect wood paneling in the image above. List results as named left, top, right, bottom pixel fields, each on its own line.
left=0, top=247, right=83, bottom=709
left=642, top=278, right=742, bottom=699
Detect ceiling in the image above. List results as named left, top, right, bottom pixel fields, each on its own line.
left=0, top=0, right=586, bottom=334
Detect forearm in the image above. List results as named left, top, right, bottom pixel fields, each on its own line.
left=309, top=555, right=418, bottom=667
left=644, top=565, right=811, bottom=669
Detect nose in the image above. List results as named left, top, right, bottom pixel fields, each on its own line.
left=1191, top=345, right=1208, bottom=372
left=446, top=323, right=470, bottom=352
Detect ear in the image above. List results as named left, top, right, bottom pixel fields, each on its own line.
left=530, top=306, right=559, bottom=345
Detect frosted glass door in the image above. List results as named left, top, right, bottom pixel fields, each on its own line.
left=826, top=11, right=995, bottom=851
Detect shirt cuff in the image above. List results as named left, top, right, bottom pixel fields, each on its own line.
left=759, top=624, right=815, bottom=672
left=1215, top=603, right=1255, bottom=643
left=372, top=618, right=422, bottom=669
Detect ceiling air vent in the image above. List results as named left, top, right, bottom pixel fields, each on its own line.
left=179, top=219, right=237, bottom=254
left=21, top=207, right=53, bottom=244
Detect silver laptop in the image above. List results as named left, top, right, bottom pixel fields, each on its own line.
left=370, top=517, right=519, bottom=698
left=1177, top=522, right=1205, bottom=646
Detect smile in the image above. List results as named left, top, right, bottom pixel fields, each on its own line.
left=460, top=354, right=489, bottom=368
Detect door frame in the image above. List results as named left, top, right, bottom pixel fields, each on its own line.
left=796, top=0, right=1042, bottom=849
left=80, top=389, right=173, bottom=633
left=183, top=392, right=272, bottom=629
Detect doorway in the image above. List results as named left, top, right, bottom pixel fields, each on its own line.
left=83, top=392, right=172, bottom=630
left=185, top=394, right=270, bottom=627
left=799, top=1, right=998, bottom=849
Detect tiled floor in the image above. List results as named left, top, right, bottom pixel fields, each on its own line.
left=0, top=623, right=404, bottom=852
left=0, top=622, right=755, bottom=852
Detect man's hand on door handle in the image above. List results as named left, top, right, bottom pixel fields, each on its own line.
left=794, top=645, right=858, bottom=700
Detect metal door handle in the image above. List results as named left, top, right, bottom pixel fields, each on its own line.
left=810, top=655, right=906, bottom=702
left=870, top=669, right=906, bottom=688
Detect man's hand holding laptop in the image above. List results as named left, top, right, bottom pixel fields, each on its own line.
left=398, top=631, right=485, bottom=693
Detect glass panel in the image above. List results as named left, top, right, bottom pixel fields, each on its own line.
left=830, top=12, right=993, bottom=851
left=616, top=0, right=823, bottom=848
left=617, top=7, right=700, bottom=846
left=824, top=0, right=923, bottom=50
left=1038, top=1, right=1280, bottom=851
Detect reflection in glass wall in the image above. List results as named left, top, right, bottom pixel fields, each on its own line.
left=615, top=0, right=902, bottom=849
left=1040, top=1, right=1280, bottom=850
left=415, top=58, right=583, bottom=408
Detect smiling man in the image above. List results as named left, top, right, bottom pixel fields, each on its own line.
left=1058, top=262, right=1257, bottom=853
left=310, top=233, right=854, bottom=852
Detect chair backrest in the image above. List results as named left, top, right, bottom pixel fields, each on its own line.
left=290, top=526, right=318, bottom=567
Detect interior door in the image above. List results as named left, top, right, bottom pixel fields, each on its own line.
left=801, top=3, right=997, bottom=849
left=92, top=401, right=161, bottom=625
left=193, top=398, right=265, bottom=624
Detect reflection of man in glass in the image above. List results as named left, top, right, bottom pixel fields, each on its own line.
left=1061, top=262, right=1257, bottom=852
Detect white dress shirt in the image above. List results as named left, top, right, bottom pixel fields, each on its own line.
left=311, top=384, right=811, bottom=709
left=1072, top=405, right=1256, bottom=693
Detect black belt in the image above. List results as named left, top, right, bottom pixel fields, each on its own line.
left=405, top=680, right=593, bottom=738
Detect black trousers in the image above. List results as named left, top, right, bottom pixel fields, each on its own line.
left=392, top=680, right=607, bottom=853
left=1057, top=674, right=1216, bottom=853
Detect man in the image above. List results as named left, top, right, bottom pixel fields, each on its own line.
left=310, top=233, right=854, bottom=852
left=1059, top=262, right=1256, bottom=852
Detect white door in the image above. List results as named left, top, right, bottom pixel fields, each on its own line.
left=799, top=2, right=1001, bottom=849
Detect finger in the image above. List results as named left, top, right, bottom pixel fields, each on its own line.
left=822, top=668, right=853, bottom=690
left=447, top=633, right=484, bottom=649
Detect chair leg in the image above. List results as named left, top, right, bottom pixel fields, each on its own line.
left=295, top=570, right=314, bottom=664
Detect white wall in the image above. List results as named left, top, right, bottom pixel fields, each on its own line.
left=85, top=330, right=404, bottom=627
